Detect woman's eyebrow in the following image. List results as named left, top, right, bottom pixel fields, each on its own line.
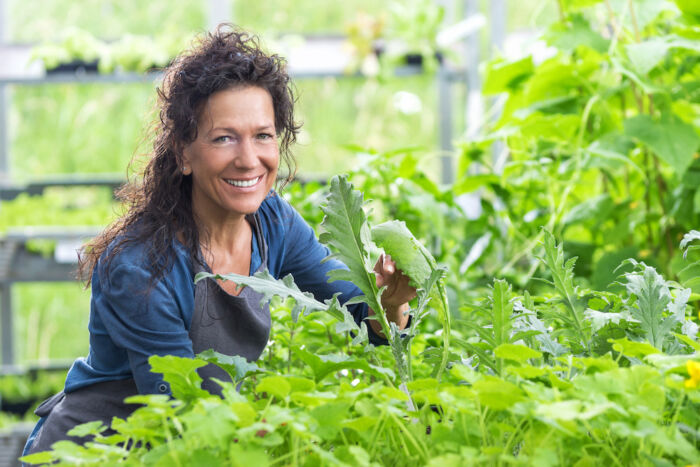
left=209, top=124, right=275, bottom=133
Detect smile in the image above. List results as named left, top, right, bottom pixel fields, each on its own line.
left=224, top=176, right=262, bottom=188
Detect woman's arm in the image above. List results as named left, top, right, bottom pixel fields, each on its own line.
left=270, top=196, right=412, bottom=341
left=93, top=249, right=195, bottom=394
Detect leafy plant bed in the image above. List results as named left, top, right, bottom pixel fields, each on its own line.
left=0, top=370, right=67, bottom=418
left=20, top=177, right=700, bottom=466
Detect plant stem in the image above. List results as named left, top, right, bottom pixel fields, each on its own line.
left=503, top=419, right=528, bottom=456
left=368, top=413, right=387, bottom=459
left=477, top=401, right=489, bottom=446
left=646, top=95, right=674, bottom=260
left=642, top=147, right=654, bottom=247
left=555, top=0, right=565, bottom=22
left=630, top=82, right=644, bottom=113
left=627, top=0, right=642, bottom=42
left=406, top=322, right=415, bottom=382
left=390, top=413, right=429, bottom=462
left=287, top=327, right=295, bottom=374
left=502, top=230, right=544, bottom=273
left=549, top=94, right=600, bottom=232
left=604, top=0, right=619, bottom=40
left=652, top=153, right=674, bottom=258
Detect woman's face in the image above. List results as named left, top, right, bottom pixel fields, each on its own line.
left=183, top=85, right=279, bottom=224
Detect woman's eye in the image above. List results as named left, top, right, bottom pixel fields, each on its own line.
left=257, top=133, right=274, bottom=140
left=213, top=135, right=232, bottom=143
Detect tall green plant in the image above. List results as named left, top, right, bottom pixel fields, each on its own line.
left=457, top=0, right=700, bottom=285
left=539, top=230, right=591, bottom=352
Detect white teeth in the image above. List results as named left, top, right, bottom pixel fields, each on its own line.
left=225, top=176, right=260, bottom=187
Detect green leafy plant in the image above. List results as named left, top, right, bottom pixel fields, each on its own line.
left=197, top=175, right=450, bottom=386
left=19, top=225, right=700, bottom=467
left=539, top=229, right=591, bottom=352
left=458, top=0, right=700, bottom=286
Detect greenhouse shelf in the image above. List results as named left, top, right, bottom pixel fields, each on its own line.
left=0, top=173, right=125, bottom=201
left=0, top=227, right=102, bottom=368
left=0, top=423, right=33, bottom=467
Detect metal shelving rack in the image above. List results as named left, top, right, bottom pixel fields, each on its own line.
left=0, top=0, right=503, bottom=370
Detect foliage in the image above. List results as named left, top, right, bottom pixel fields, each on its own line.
left=19, top=180, right=700, bottom=465
left=0, top=370, right=65, bottom=407
left=0, top=187, right=119, bottom=233
left=458, top=0, right=700, bottom=290
left=31, top=28, right=194, bottom=73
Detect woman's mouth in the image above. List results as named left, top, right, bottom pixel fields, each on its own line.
left=224, top=176, right=262, bottom=188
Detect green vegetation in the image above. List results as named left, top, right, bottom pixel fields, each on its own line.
left=2, top=0, right=700, bottom=464
left=20, top=178, right=700, bottom=466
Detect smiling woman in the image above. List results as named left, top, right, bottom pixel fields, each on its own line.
left=183, top=86, right=281, bottom=292
left=21, top=24, right=414, bottom=458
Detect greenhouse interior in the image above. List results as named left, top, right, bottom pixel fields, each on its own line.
left=1, top=0, right=699, bottom=465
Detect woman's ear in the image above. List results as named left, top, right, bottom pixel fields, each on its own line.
left=181, top=146, right=192, bottom=176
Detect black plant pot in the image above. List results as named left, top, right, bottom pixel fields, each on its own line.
left=0, top=399, right=36, bottom=417
left=372, top=44, right=445, bottom=70
left=403, top=51, right=444, bottom=66
left=46, top=59, right=99, bottom=74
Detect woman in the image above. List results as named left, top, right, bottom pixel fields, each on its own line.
left=23, top=25, right=413, bottom=456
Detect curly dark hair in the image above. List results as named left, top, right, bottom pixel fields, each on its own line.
left=79, top=25, right=301, bottom=285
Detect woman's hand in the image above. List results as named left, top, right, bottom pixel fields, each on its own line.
left=368, top=254, right=415, bottom=337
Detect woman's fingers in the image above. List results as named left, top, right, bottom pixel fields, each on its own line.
left=374, top=253, right=385, bottom=287
left=383, top=254, right=395, bottom=274
left=373, top=254, right=417, bottom=303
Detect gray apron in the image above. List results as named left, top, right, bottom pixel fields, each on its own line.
left=27, top=213, right=271, bottom=453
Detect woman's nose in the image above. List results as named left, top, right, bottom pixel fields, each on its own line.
left=233, top=138, right=259, bottom=168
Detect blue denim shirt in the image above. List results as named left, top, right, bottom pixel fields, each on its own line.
left=63, top=193, right=382, bottom=395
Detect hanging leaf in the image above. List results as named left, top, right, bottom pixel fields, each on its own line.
left=680, top=230, right=700, bottom=259
left=560, top=0, right=604, bottom=11
left=197, top=349, right=264, bottom=383
left=195, top=271, right=362, bottom=341
left=459, top=232, right=492, bottom=274
left=482, top=56, right=534, bottom=95
left=607, top=0, right=675, bottom=30
left=624, top=115, right=700, bottom=177
left=371, top=219, right=451, bottom=380
left=546, top=14, right=610, bottom=53
left=624, top=35, right=700, bottom=76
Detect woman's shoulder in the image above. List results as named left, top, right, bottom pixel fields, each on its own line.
left=95, top=228, right=190, bottom=285
left=259, top=190, right=294, bottom=216
left=257, top=191, right=297, bottom=231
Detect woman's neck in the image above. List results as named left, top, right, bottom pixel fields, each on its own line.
left=198, top=213, right=250, bottom=253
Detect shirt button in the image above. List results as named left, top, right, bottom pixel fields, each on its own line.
left=157, top=382, right=169, bottom=393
